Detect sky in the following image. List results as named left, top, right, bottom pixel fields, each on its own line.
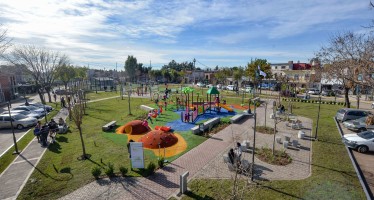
left=0, top=0, right=373, bottom=70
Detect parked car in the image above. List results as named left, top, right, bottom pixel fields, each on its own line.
left=343, top=117, right=373, bottom=132
left=226, top=85, right=235, bottom=91
left=2, top=110, right=42, bottom=119
left=372, top=102, right=374, bottom=109
left=0, top=113, right=37, bottom=129
left=336, top=108, right=370, bottom=122
left=216, top=84, right=222, bottom=89
left=23, top=102, right=53, bottom=112
left=207, top=84, right=214, bottom=88
left=343, top=130, right=374, bottom=153
left=196, top=82, right=205, bottom=87
left=321, top=90, right=335, bottom=96
left=12, top=105, right=46, bottom=116
left=308, top=88, right=320, bottom=95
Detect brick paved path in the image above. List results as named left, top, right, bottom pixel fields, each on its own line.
left=61, top=101, right=312, bottom=200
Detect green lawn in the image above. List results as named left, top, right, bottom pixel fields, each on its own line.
left=182, top=102, right=366, bottom=200
left=18, top=96, right=206, bottom=199
left=0, top=103, right=61, bottom=174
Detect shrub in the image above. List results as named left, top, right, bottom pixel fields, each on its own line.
left=91, top=166, right=101, bottom=179
left=119, top=166, right=128, bottom=176
left=158, top=157, right=165, bottom=168
left=147, top=161, right=156, bottom=174
left=105, top=162, right=115, bottom=177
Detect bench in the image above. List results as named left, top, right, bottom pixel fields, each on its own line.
left=191, top=117, right=220, bottom=134
left=140, top=105, right=155, bottom=112
left=230, top=114, right=245, bottom=123
left=102, top=121, right=116, bottom=131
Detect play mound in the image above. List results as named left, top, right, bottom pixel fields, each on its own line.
left=139, top=130, right=178, bottom=149
left=116, top=120, right=149, bottom=135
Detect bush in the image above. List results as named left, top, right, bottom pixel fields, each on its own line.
left=105, top=162, right=115, bottom=177
left=119, top=166, right=128, bottom=176
left=147, top=161, right=156, bottom=174
left=158, top=157, right=165, bottom=168
left=91, top=166, right=101, bottom=179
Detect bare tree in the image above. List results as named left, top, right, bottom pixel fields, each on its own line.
left=5, top=45, right=69, bottom=103
left=71, top=98, right=88, bottom=159
left=315, top=32, right=374, bottom=108
left=0, top=25, right=11, bottom=55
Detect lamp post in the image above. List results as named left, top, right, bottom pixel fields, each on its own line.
left=250, top=99, right=257, bottom=182
left=7, top=102, right=20, bottom=154
left=315, top=95, right=321, bottom=140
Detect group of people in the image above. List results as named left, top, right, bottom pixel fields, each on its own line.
left=33, top=117, right=67, bottom=147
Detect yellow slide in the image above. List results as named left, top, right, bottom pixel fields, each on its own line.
left=219, top=104, right=233, bottom=112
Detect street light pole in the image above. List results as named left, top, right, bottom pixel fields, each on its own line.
left=7, top=102, right=20, bottom=154
left=315, top=95, right=321, bottom=140
left=251, top=100, right=257, bottom=182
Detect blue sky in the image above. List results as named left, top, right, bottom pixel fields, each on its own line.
left=0, top=0, right=373, bottom=70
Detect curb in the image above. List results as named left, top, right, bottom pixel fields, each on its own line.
left=334, top=117, right=373, bottom=200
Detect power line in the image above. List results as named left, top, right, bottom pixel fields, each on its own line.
left=195, top=59, right=210, bottom=69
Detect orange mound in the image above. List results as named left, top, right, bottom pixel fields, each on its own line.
left=154, top=126, right=171, bottom=132
left=116, top=120, right=149, bottom=135
left=138, top=130, right=178, bottom=149
left=231, top=104, right=255, bottom=110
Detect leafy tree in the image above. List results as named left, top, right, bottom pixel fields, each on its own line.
left=124, top=55, right=138, bottom=82
left=56, top=64, right=76, bottom=89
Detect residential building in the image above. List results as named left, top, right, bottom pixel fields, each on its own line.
left=0, top=72, right=18, bottom=103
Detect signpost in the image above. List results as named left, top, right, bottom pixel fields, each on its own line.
left=130, top=142, right=145, bottom=169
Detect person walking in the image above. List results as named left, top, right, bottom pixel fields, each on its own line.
left=53, top=93, right=57, bottom=102
left=40, top=124, right=50, bottom=147
left=61, top=97, right=66, bottom=108
left=147, top=111, right=153, bottom=124
left=33, top=121, right=42, bottom=143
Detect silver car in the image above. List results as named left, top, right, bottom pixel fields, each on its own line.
left=0, top=113, right=37, bottom=129
left=336, top=108, right=370, bottom=122
left=12, top=105, right=46, bottom=116
left=2, top=110, right=42, bottom=119
left=343, top=117, right=374, bottom=132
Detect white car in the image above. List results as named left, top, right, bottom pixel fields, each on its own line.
left=12, top=105, right=46, bottom=116
left=371, top=102, right=374, bottom=109
left=2, top=110, right=42, bottom=119
left=207, top=84, right=213, bottom=88
left=196, top=82, right=205, bottom=87
left=343, top=130, right=374, bottom=153
left=0, top=113, right=37, bottom=129
left=308, top=88, right=320, bottom=95
left=226, top=85, right=235, bottom=91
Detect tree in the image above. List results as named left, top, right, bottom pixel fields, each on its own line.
left=233, top=67, right=244, bottom=90
left=124, top=55, right=138, bottom=82
left=5, top=45, right=69, bottom=103
left=246, top=59, right=272, bottom=94
left=71, top=98, right=88, bottom=159
left=56, top=64, right=76, bottom=89
left=0, top=25, right=11, bottom=55
left=315, top=32, right=374, bottom=108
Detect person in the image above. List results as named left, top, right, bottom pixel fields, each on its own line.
left=34, top=121, right=42, bottom=142
left=142, top=119, right=150, bottom=130
left=48, top=119, right=58, bottom=144
left=67, top=96, right=71, bottom=106
left=280, top=105, right=285, bottom=113
left=223, top=99, right=227, bottom=105
left=164, top=101, right=167, bottom=110
left=228, top=148, right=235, bottom=165
left=40, top=124, right=50, bottom=147
left=61, top=97, right=66, bottom=108
left=147, top=111, right=153, bottom=124
left=53, top=93, right=57, bottom=102
left=127, top=139, right=135, bottom=170
left=235, top=142, right=242, bottom=159
left=25, top=100, right=30, bottom=106
left=58, top=117, right=68, bottom=133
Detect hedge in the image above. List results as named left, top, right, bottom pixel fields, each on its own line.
left=282, top=98, right=345, bottom=105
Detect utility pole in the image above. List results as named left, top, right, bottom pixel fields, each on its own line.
left=251, top=100, right=257, bottom=182
left=7, top=102, right=20, bottom=154
left=315, top=95, right=321, bottom=140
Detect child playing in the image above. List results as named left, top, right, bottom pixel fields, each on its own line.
left=147, top=111, right=153, bottom=124
left=142, top=119, right=150, bottom=130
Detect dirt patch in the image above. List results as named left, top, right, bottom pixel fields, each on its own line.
left=256, top=147, right=292, bottom=166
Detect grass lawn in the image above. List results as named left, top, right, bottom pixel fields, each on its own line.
left=18, top=96, right=207, bottom=199
left=182, top=102, right=366, bottom=200
left=0, top=103, right=61, bottom=174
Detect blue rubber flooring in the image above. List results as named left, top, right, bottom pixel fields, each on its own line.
left=166, top=108, right=236, bottom=132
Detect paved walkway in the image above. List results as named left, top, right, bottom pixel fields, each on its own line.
left=60, top=102, right=313, bottom=200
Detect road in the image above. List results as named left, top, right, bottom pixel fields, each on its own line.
left=0, top=93, right=44, bottom=157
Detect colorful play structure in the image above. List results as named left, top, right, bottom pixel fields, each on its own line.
left=116, top=120, right=187, bottom=157
left=178, top=86, right=234, bottom=123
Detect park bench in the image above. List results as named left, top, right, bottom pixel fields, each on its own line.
left=102, top=121, right=116, bottom=131
left=140, top=105, right=155, bottom=112
left=230, top=114, right=246, bottom=123
left=191, top=117, right=220, bottom=134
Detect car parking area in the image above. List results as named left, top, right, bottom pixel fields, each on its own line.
left=340, top=122, right=374, bottom=195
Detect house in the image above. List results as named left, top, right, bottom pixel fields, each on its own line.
left=0, top=72, right=18, bottom=103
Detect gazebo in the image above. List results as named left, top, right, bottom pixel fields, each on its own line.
left=206, top=87, right=220, bottom=113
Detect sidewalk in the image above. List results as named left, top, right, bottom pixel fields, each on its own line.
left=0, top=108, right=69, bottom=200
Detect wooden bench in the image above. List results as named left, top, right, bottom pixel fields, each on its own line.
left=230, top=114, right=245, bottom=123
left=140, top=105, right=155, bottom=112
left=102, top=121, right=116, bottom=131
